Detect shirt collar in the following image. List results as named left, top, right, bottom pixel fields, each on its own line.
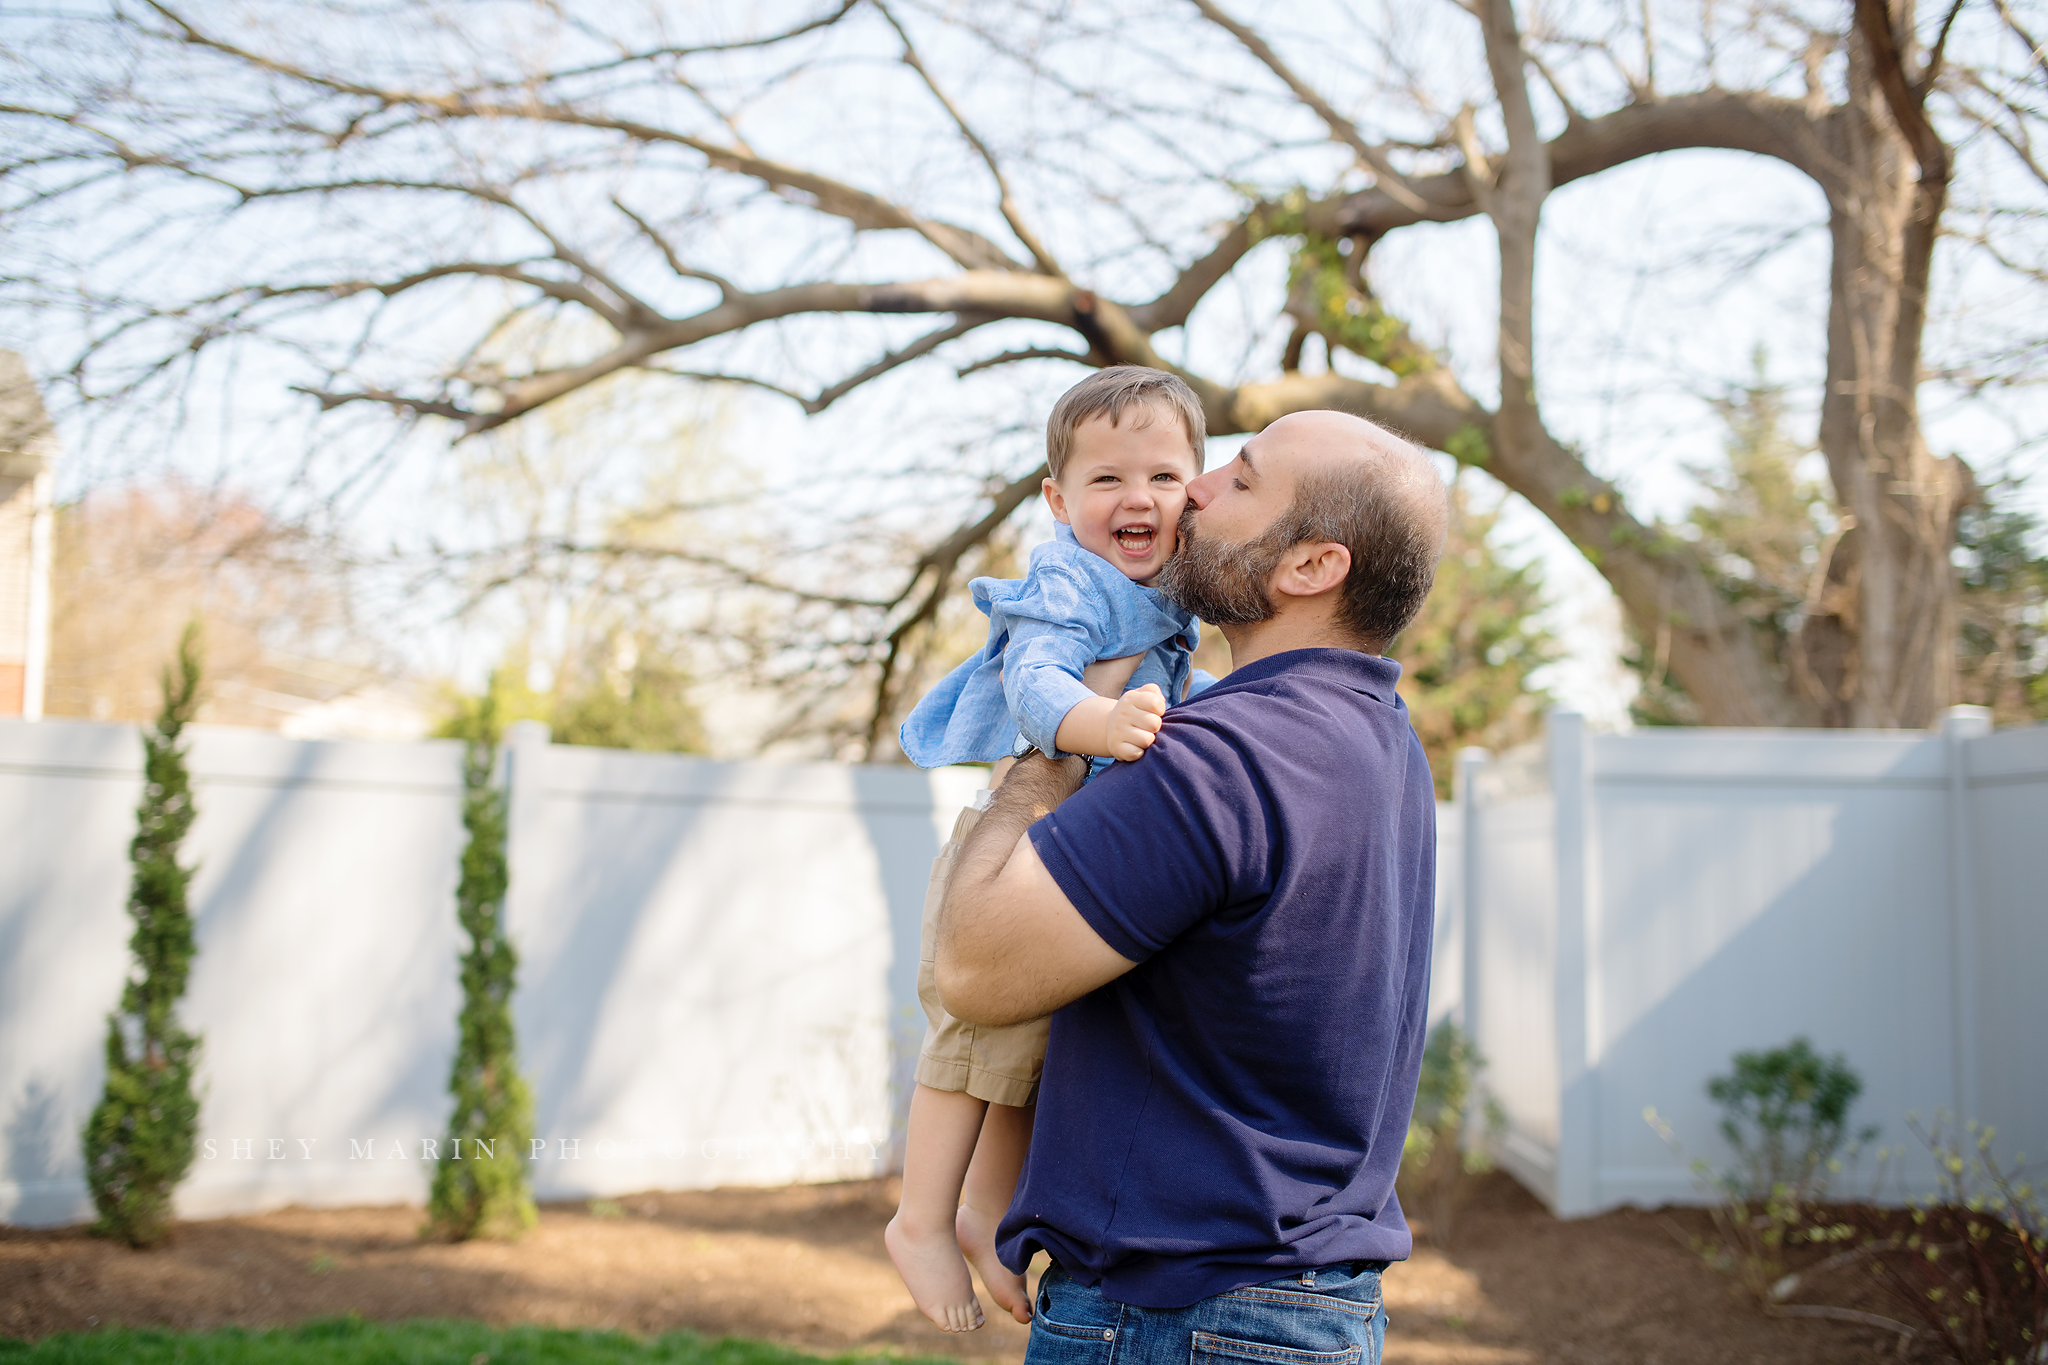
left=1214, top=647, right=1403, bottom=702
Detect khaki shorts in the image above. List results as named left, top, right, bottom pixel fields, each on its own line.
left=915, top=803, right=1049, bottom=1108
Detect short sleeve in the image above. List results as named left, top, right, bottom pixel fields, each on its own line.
left=1027, top=713, right=1275, bottom=962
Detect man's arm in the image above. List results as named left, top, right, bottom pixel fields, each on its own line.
left=934, top=753, right=1138, bottom=1026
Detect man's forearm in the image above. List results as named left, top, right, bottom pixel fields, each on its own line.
left=934, top=750, right=1137, bottom=1023
left=936, top=752, right=1086, bottom=974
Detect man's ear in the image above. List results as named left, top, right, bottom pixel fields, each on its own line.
left=1272, top=541, right=1351, bottom=600
left=1042, top=477, right=1072, bottom=525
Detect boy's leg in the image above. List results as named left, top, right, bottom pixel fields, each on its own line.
left=956, top=1100, right=1034, bottom=1324
left=886, top=1082, right=990, bottom=1332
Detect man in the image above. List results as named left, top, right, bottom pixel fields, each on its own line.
left=934, top=409, right=1449, bottom=1365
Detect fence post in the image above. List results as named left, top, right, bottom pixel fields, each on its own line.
left=1548, top=710, right=1597, bottom=1216
left=1941, top=705, right=1990, bottom=1124
left=1454, top=747, right=1489, bottom=1043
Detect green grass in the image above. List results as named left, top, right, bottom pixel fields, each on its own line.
left=0, top=1319, right=968, bottom=1365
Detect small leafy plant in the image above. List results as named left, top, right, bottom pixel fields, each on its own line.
left=1653, top=1043, right=2047, bottom=1362
left=1646, top=1040, right=1882, bottom=1322
left=1398, top=1020, right=1505, bottom=1247
left=1709, top=1036, right=1876, bottom=1202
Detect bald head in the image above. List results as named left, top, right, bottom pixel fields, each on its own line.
left=1260, top=411, right=1449, bottom=539
left=1167, top=409, right=1449, bottom=652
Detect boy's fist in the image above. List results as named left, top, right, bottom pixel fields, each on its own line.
left=1107, top=684, right=1167, bottom=761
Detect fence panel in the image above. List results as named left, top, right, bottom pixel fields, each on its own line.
left=1965, top=722, right=2048, bottom=1169
left=0, top=721, right=470, bottom=1222
left=0, top=718, right=982, bottom=1225
left=1464, top=744, right=1560, bottom=1204
left=10, top=708, right=2036, bottom=1227
left=1459, top=709, right=2046, bottom=1216
left=1585, top=729, right=1956, bottom=1211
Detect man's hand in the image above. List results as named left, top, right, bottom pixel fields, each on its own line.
left=1105, top=684, right=1166, bottom=761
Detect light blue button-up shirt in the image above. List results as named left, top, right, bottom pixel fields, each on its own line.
left=900, top=524, right=1208, bottom=768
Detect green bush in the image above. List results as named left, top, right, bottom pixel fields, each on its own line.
left=1708, top=1035, right=1875, bottom=1202
left=425, top=699, right=538, bottom=1240
left=80, top=621, right=205, bottom=1248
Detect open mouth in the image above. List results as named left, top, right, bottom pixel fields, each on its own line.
left=1114, top=525, right=1157, bottom=556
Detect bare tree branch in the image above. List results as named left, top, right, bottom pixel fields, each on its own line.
left=866, top=461, right=1048, bottom=754
left=140, top=1, right=1027, bottom=273
left=957, top=347, right=1094, bottom=377
left=611, top=200, right=737, bottom=299
left=1190, top=0, right=1444, bottom=219
left=873, top=0, right=1066, bottom=277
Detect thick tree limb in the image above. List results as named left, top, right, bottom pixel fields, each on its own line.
left=1129, top=209, right=1265, bottom=332
left=1853, top=0, right=1949, bottom=172
left=1311, top=90, right=1832, bottom=240
left=307, top=274, right=1071, bottom=432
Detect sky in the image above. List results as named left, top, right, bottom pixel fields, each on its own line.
left=5, top=0, right=2043, bottom=739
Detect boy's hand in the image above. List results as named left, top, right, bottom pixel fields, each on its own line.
left=1106, top=684, right=1167, bottom=761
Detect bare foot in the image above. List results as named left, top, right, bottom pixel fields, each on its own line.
left=886, top=1211, right=985, bottom=1332
left=957, top=1201, right=1031, bottom=1325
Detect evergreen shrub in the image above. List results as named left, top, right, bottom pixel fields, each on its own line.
left=425, top=699, right=538, bottom=1240
left=81, top=620, right=204, bottom=1248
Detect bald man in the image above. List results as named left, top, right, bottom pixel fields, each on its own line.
left=933, top=410, right=1450, bottom=1365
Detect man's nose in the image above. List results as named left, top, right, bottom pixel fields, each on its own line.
left=1186, top=469, right=1220, bottom=509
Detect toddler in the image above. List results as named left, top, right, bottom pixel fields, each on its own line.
left=887, top=366, right=1212, bottom=1331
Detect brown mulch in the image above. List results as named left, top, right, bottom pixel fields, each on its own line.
left=0, top=1174, right=1924, bottom=1364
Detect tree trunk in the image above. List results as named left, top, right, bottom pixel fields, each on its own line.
left=1801, top=12, right=1965, bottom=728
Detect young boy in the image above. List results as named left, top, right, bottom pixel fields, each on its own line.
left=888, top=366, right=1211, bottom=1332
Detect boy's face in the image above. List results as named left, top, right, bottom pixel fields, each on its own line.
left=1043, top=408, right=1199, bottom=585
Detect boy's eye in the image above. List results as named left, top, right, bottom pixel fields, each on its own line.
left=1152, top=473, right=1181, bottom=483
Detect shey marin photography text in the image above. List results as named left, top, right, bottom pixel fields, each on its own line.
left=199, top=1132, right=887, bottom=1165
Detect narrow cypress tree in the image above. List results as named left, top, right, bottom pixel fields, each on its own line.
left=426, top=700, right=538, bottom=1239
left=82, top=620, right=204, bottom=1248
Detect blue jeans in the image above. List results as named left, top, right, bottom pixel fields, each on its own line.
left=1024, top=1260, right=1387, bottom=1365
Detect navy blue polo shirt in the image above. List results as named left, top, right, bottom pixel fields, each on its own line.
left=994, top=647, right=1436, bottom=1309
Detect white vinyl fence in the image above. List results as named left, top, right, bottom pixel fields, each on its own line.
left=1446, top=708, right=2048, bottom=1216
left=3, top=708, right=2041, bottom=1227
left=0, top=717, right=982, bottom=1225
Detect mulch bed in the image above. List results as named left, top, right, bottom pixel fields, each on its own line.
left=1, top=1174, right=1935, bottom=1364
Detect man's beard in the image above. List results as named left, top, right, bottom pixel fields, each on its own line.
left=1154, top=504, right=1293, bottom=625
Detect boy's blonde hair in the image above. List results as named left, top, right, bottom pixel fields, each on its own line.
left=1045, top=366, right=1206, bottom=481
